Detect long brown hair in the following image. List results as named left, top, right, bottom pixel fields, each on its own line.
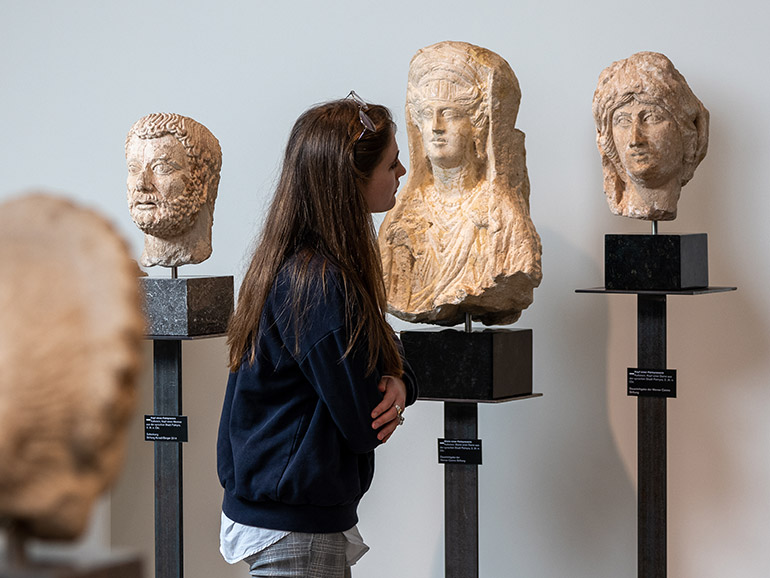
left=227, top=98, right=402, bottom=377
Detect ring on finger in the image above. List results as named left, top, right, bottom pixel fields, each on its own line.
left=394, top=404, right=405, bottom=425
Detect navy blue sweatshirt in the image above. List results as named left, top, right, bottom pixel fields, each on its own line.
left=217, top=256, right=418, bottom=533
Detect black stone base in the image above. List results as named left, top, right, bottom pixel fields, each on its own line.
left=401, top=329, right=532, bottom=401
left=140, top=276, right=234, bottom=337
left=605, top=234, right=708, bottom=291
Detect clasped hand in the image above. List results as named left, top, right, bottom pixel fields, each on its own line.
left=370, top=375, right=407, bottom=443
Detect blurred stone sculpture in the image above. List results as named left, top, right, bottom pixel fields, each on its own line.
left=379, top=41, right=542, bottom=326
left=126, top=112, right=222, bottom=267
left=0, top=194, right=143, bottom=541
left=592, top=51, right=709, bottom=221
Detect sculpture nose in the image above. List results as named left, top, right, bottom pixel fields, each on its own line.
left=629, top=118, right=645, bottom=146
left=135, top=166, right=152, bottom=191
left=431, top=110, right=445, bottom=132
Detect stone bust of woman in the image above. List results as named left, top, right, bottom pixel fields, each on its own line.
left=592, top=52, right=709, bottom=221
left=378, top=41, right=542, bottom=326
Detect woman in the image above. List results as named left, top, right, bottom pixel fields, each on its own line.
left=217, top=94, right=417, bottom=578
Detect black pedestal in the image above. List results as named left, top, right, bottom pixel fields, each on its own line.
left=605, top=234, right=708, bottom=290
left=636, top=295, right=667, bottom=577
left=403, top=327, right=539, bottom=578
left=401, top=329, right=532, bottom=400
left=444, top=403, right=478, bottom=578
left=576, top=285, right=736, bottom=578
left=141, top=277, right=233, bottom=578
left=152, top=340, right=183, bottom=578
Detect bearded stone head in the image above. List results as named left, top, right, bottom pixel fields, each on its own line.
left=126, top=113, right=222, bottom=267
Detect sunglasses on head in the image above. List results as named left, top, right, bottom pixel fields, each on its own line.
left=347, top=90, right=376, bottom=141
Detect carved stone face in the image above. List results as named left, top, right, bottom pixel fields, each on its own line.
left=126, top=134, right=204, bottom=238
left=413, top=98, right=476, bottom=170
left=380, top=41, right=541, bottom=327
left=612, top=99, right=684, bottom=190
left=592, top=51, right=709, bottom=221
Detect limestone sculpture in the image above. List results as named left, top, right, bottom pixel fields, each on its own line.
left=592, top=52, right=709, bottom=221
left=0, top=194, right=143, bottom=540
left=126, top=113, right=222, bottom=267
left=378, top=41, right=542, bottom=326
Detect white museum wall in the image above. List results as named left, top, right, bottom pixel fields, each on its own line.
left=2, top=1, right=769, bottom=576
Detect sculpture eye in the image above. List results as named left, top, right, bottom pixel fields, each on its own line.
left=152, top=162, right=174, bottom=175
left=613, top=115, right=631, bottom=127
left=127, top=162, right=141, bottom=174
left=644, top=112, right=664, bottom=124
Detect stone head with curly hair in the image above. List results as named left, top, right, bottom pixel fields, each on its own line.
left=126, top=113, right=222, bottom=266
left=592, top=52, right=709, bottom=221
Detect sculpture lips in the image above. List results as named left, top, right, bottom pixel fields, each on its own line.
left=133, top=196, right=158, bottom=210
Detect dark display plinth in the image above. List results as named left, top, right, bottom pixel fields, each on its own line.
left=0, top=555, right=142, bottom=578
left=141, top=275, right=234, bottom=578
left=140, top=276, right=233, bottom=337
left=605, top=234, right=708, bottom=290
left=404, top=324, right=539, bottom=578
left=401, top=329, right=532, bottom=400
left=577, top=284, right=735, bottom=578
